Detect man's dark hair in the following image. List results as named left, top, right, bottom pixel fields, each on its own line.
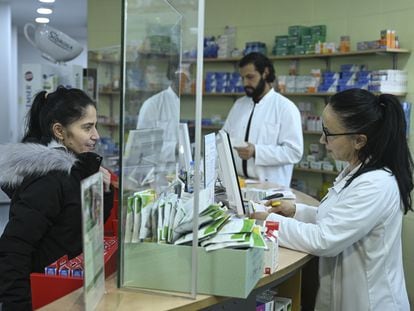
left=239, top=52, right=275, bottom=83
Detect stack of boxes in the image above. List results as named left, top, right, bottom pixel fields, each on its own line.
left=204, top=36, right=219, bottom=58
left=337, top=64, right=370, bottom=92
left=278, top=69, right=321, bottom=94
left=279, top=65, right=406, bottom=95
left=317, top=66, right=407, bottom=94
left=357, top=29, right=400, bottom=51
left=244, top=41, right=268, bottom=55
left=256, top=289, right=293, bottom=311
left=272, top=25, right=327, bottom=56
left=204, top=71, right=243, bottom=94
left=263, top=221, right=279, bottom=275
left=217, top=26, right=237, bottom=58
left=369, top=70, right=408, bottom=93
left=317, top=64, right=400, bottom=94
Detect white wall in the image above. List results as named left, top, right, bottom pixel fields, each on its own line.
left=10, top=26, right=18, bottom=143
left=0, top=3, right=14, bottom=144
left=0, top=0, right=88, bottom=144
left=17, top=35, right=88, bottom=139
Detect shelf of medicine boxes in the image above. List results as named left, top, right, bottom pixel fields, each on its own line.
left=98, top=89, right=120, bottom=129
left=189, top=92, right=335, bottom=97
left=178, top=90, right=406, bottom=98
left=295, top=131, right=338, bottom=177
left=201, top=48, right=410, bottom=68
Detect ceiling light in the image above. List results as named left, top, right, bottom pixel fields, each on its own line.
left=38, top=0, right=55, bottom=3
left=35, top=17, right=50, bottom=23
left=37, top=8, right=53, bottom=14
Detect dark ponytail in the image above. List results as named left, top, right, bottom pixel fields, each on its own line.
left=22, top=91, right=48, bottom=143
left=329, top=89, right=413, bottom=214
left=22, top=86, right=96, bottom=145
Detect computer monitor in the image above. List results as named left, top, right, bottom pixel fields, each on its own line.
left=216, top=129, right=245, bottom=216
left=178, top=122, right=193, bottom=172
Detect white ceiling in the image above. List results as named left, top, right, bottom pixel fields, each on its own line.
left=0, top=0, right=87, bottom=39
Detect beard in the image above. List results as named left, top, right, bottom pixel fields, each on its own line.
left=244, top=78, right=266, bottom=102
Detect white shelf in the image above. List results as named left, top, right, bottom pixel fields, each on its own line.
left=197, top=48, right=410, bottom=63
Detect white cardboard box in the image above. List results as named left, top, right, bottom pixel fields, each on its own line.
left=264, top=239, right=279, bottom=275
left=274, top=297, right=292, bottom=311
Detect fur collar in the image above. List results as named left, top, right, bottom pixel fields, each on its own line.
left=0, top=142, right=77, bottom=187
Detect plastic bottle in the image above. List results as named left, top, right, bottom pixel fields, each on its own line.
left=395, top=36, right=400, bottom=49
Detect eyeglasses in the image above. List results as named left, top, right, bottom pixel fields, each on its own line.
left=322, top=124, right=363, bottom=143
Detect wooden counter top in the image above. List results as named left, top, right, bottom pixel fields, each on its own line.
left=39, top=248, right=312, bottom=311
left=40, top=186, right=317, bottom=310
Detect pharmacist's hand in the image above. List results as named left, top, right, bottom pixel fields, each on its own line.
left=249, top=212, right=269, bottom=221
left=234, top=142, right=255, bottom=160
left=265, top=199, right=296, bottom=218
left=100, top=166, right=111, bottom=192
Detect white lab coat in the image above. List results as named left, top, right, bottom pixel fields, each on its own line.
left=222, top=89, right=303, bottom=187
left=137, top=86, right=179, bottom=168
left=267, top=165, right=410, bottom=311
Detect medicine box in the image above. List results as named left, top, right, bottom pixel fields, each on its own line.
left=274, top=296, right=293, bottom=311
left=263, top=240, right=279, bottom=275
left=122, top=242, right=264, bottom=298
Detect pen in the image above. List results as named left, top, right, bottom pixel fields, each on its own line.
left=271, top=201, right=281, bottom=207
left=263, top=193, right=284, bottom=200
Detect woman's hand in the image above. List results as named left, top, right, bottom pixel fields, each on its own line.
left=265, top=199, right=296, bottom=218
left=100, top=166, right=111, bottom=192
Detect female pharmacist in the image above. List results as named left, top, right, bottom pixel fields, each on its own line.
left=252, top=88, right=412, bottom=310
left=0, top=86, right=114, bottom=311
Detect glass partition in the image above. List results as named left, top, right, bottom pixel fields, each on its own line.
left=118, top=0, right=203, bottom=297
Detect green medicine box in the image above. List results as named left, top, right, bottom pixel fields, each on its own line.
left=122, top=243, right=264, bottom=298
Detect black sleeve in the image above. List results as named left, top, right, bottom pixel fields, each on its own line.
left=0, top=185, right=12, bottom=200
left=0, top=175, right=63, bottom=310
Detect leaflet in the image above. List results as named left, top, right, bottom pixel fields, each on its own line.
left=205, top=226, right=267, bottom=252
left=124, top=196, right=135, bottom=243
left=174, top=214, right=230, bottom=245
left=217, top=218, right=256, bottom=235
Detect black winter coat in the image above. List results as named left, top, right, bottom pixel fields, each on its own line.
left=0, top=143, right=113, bottom=311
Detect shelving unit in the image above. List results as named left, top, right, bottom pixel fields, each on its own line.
left=88, top=56, right=121, bottom=137
left=192, top=48, right=410, bottom=197
left=89, top=51, right=177, bottom=140
left=88, top=53, right=126, bottom=172
left=201, top=48, right=410, bottom=69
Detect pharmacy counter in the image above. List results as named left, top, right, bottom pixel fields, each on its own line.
left=40, top=189, right=318, bottom=311
left=40, top=248, right=312, bottom=311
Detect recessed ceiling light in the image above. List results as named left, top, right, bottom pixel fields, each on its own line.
left=38, top=0, right=55, bottom=3
left=35, top=17, right=50, bottom=23
left=37, top=8, right=53, bottom=14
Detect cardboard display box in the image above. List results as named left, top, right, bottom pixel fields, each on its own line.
left=30, top=237, right=118, bottom=310
left=123, top=242, right=264, bottom=299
